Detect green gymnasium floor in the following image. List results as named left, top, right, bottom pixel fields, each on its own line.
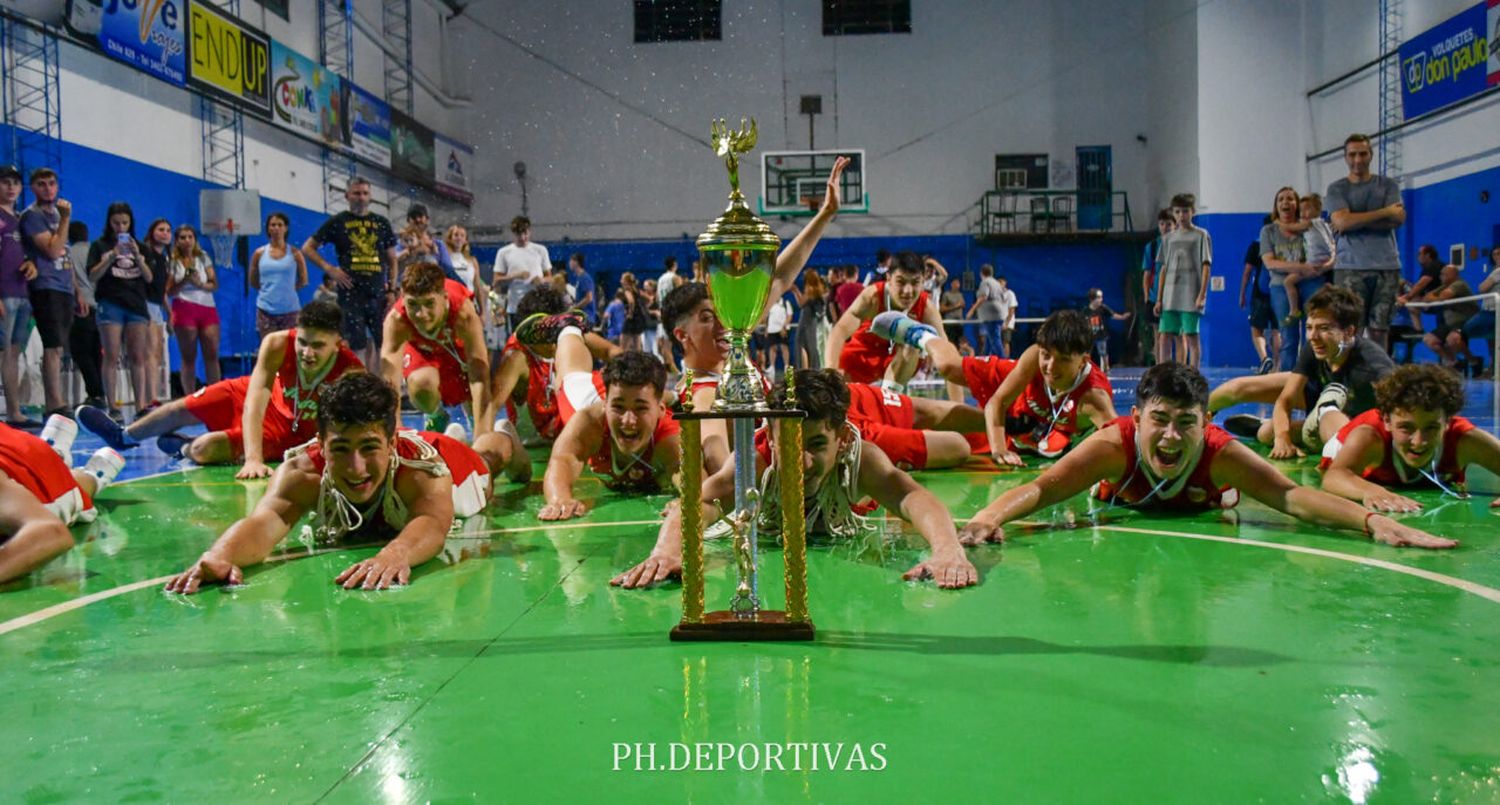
left=4, top=368, right=1500, bottom=802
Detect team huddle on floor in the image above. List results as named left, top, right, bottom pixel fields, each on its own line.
left=1, top=149, right=1497, bottom=592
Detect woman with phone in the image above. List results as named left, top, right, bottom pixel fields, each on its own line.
left=86, top=202, right=152, bottom=419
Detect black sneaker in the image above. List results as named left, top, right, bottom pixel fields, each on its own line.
left=1223, top=414, right=1264, bottom=440
left=513, top=311, right=587, bottom=348
left=156, top=432, right=190, bottom=458
left=75, top=405, right=139, bottom=450
left=1257, top=356, right=1274, bottom=375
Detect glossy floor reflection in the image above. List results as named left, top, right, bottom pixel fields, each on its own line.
left=3, top=370, right=1498, bottom=802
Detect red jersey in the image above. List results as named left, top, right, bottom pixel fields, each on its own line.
left=300, top=430, right=491, bottom=532
left=588, top=412, right=680, bottom=493
left=394, top=280, right=474, bottom=375
left=1319, top=409, right=1475, bottom=487
left=271, top=327, right=365, bottom=427
left=502, top=334, right=561, bottom=440
left=849, top=281, right=931, bottom=355
left=1008, top=360, right=1112, bottom=437
left=1094, top=416, right=1237, bottom=511
left=752, top=427, right=879, bottom=516
left=0, top=421, right=91, bottom=517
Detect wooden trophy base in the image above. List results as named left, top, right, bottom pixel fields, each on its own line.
left=670, top=610, right=815, bottom=642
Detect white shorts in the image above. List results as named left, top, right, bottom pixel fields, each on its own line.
left=43, top=487, right=97, bottom=526
left=452, top=468, right=490, bottom=519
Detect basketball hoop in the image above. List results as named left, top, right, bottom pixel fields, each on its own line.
left=208, top=219, right=237, bottom=269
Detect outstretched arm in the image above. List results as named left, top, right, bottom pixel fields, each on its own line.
left=611, top=454, right=738, bottom=588
left=858, top=443, right=976, bottom=588
left=0, top=477, right=75, bottom=584
left=770, top=156, right=849, bottom=301
left=379, top=313, right=409, bottom=393
left=1319, top=425, right=1421, bottom=512
left=237, top=332, right=288, bottom=479
left=961, top=429, right=1124, bottom=544
left=986, top=344, right=1041, bottom=466
left=539, top=407, right=605, bottom=520
left=1217, top=441, right=1455, bottom=548
left=460, top=303, right=493, bottom=435
left=165, top=461, right=319, bottom=593
left=334, top=470, right=455, bottom=589
left=1270, top=371, right=1309, bottom=459
left=824, top=284, right=878, bottom=371
left=1456, top=428, right=1500, bottom=509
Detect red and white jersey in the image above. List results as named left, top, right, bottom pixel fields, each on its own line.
left=1319, top=409, right=1475, bottom=488
left=0, top=421, right=94, bottom=525
left=1094, top=416, right=1237, bottom=511
left=674, top=366, right=772, bottom=409
left=1008, top=360, right=1112, bottom=436
left=394, top=279, right=474, bottom=374
left=271, top=327, right=365, bottom=427
left=299, top=429, right=490, bottom=534
left=502, top=334, right=562, bottom=440
left=588, top=413, right=680, bottom=493
left=848, top=281, right=932, bottom=355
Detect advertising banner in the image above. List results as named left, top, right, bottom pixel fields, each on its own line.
left=433, top=133, right=474, bottom=204
left=186, top=0, right=270, bottom=118
left=99, top=0, right=187, bottom=86
left=346, top=84, right=393, bottom=168
left=270, top=40, right=346, bottom=150
left=1399, top=1, right=1499, bottom=119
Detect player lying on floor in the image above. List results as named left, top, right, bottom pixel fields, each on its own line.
left=824, top=250, right=948, bottom=388
left=1319, top=363, right=1500, bottom=511
left=659, top=156, right=849, bottom=477
left=380, top=262, right=491, bottom=436
left=611, top=369, right=978, bottom=590
left=77, top=301, right=364, bottom=476
left=489, top=285, right=619, bottom=444
left=164, top=373, right=527, bottom=594
left=957, top=362, right=1455, bottom=549
left=534, top=326, right=681, bottom=520
left=870, top=308, right=1114, bottom=465
left=1210, top=284, right=1393, bottom=458
left=0, top=417, right=123, bottom=583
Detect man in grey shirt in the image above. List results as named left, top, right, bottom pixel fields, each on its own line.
left=1325, top=133, right=1405, bottom=349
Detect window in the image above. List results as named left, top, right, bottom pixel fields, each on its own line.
left=634, top=0, right=721, bottom=43
left=823, top=0, right=911, bottom=36
left=258, top=0, right=289, bottom=22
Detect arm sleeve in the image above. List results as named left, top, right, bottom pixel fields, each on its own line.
left=1292, top=343, right=1317, bottom=378
left=1324, top=181, right=1349, bottom=214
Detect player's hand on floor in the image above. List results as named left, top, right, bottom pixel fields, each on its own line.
left=1268, top=438, right=1303, bottom=460
left=1368, top=516, right=1458, bottom=550
left=958, top=517, right=1006, bottom=546
left=610, top=554, right=682, bottom=589
left=335, top=549, right=412, bottom=590
left=164, top=556, right=243, bottom=594
left=1363, top=489, right=1422, bottom=513
left=538, top=499, right=587, bottom=521
left=902, top=551, right=978, bottom=589
left=990, top=449, right=1023, bottom=468
left=236, top=460, right=273, bottom=480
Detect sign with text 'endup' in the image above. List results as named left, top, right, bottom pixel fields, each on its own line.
left=186, top=0, right=270, bottom=118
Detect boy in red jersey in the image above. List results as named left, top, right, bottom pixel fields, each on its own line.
left=612, top=369, right=977, bottom=590
left=489, top=286, right=618, bottom=443
left=825, top=251, right=947, bottom=388
left=958, top=363, right=1455, bottom=549
left=0, top=417, right=124, bottom=582
left=1320, top=364, right=1500, bottom=511
left=380, top=262, right=491, bottom=436
left=164, top=374, right=511, bottom=594
left=76, top=301, right=364, bottom=474
left=867, top=308, right=1115, bottom=464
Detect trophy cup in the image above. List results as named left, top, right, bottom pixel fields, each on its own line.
left=670, top=118, right=812, bottom=642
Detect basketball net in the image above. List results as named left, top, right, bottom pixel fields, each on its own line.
left=209, top=220, right=236, bottom=269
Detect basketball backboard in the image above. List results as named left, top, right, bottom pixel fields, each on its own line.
left=199, top=188, right=262, bottom=237
left=759, top=149, right=867, bottom=216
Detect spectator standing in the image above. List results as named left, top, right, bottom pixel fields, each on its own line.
left=1260, top=188, right=1314, bottom=371
left=862, top=248, right=893, bottom=286
left=1327, top=133, right=1405, bottom=349
left=619, top=272, right=648, bottom=352
left=793, top=270, right=832, bottom=369
left=20, top=168, right=77, bottom=418
left=445, top=224, right=480, bottom=295
left=641, top=278, right=661, bottom=357
left=967, top=264, right=1005, bottom=357
left=66, top=221, right=106, bottom=413
left=0, top=164, right=39, bottom=426
left=1085, top=288, right=1130, bottom=373
left=1154, top=193, right=1212, bottom=369
left=921, top=256, right=948, bottom=301
left=764, top=293, right=794, bottom=380
left=87, top=202, right=153, bottom=418
left=995, top=274, right=1018, bottom=358
left=395, top=203, right=454, bottom=282
left=604, top=290, right=627, bottom=344
left=140, top=218, right=172, bottom=409
left=1239, top=215, right=1278, bottom=374
left=301, top=176, right=398, bottom=371
left=833, top=264, right=864, bottom=319
left=939, top=278, right=966, bottom=346
left=249, top=212, right=307, bottom=340
left=568, top=253, right=595, bottom=324
left=167, top=224, right=220, bottom=395
left=493, top=215, right=548, bottom=329
left=1141, top=209, right=1174, bottom=365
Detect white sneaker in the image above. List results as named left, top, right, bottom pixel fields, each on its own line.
left=41, top=414, right=78, bottom=464
left=82, top=447, right=126, bottom=490
left=443, top=422, right=468, bottom=443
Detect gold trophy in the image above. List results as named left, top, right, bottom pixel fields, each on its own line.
left=670, top=119, right=812, bottom=642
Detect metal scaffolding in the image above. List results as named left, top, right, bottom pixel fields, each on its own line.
left=1, top=15, right=63, bottom=191
left=1377, top=0, right=1404, bottom=177
left=319, top=0, right=356, bottom=213
left=200, top=97, right=246, bottom=189
left=383, top=0, right=414, bottom=114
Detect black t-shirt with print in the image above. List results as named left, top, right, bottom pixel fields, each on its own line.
left=1292, top=336, right=1393, bottom=413
left=312, top=211, right=397, bottom=274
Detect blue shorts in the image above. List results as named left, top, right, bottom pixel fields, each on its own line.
left=1, top=296, right=32, bottom=349
left=97, top=299, right=150, bottom=326
left=147, top=301, right=167, bottom=325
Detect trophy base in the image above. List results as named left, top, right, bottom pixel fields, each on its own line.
left=670, top=610, right=815, bottom=642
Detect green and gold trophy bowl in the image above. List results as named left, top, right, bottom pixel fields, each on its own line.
left=697, top=119, right=781, bottom=412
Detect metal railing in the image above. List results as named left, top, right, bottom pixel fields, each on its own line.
left=975, top=189, right=1134, bottom=238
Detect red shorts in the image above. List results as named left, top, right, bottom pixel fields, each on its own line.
left=183, top=377, right=300, bottom=460
left=170, top=299, right=220, bottom=329
left=403, top=344, right=469, bottom=407
left=845, top=385, right=927, bottom=469
left=838, top=339, right=895, bottom=384
left=961, top=356, right=1017, bottom=408
left=857, top=422, right=930, bottom=470
left=0, top=424, right=94, bottom=525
